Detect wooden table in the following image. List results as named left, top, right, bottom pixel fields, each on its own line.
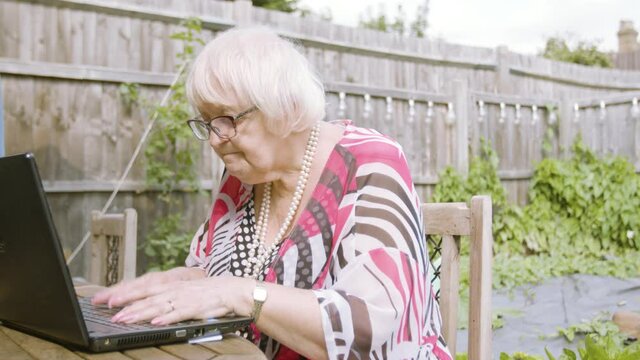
left=0, top=285, right=267, bottom=360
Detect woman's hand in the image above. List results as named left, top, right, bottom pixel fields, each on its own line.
left=109, top=275, right=254, bottom=326
left=91, top=266, right=206, bottom=309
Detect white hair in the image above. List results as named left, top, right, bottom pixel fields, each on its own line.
left=186, top=26, right=326, bottom=137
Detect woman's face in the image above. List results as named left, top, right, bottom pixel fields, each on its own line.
left=204, top=106, right=282, bottom=184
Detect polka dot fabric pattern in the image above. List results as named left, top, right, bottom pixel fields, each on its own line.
left=185, top=121, right=451, bottom=359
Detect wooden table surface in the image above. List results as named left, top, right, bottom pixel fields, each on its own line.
left=0, top=285, right=267, bottom=360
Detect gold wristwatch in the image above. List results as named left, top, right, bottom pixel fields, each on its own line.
left=251, top=282, right=268, bottom=323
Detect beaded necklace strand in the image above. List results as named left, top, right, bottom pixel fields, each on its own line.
left=243, top=123, right=320, bottom=279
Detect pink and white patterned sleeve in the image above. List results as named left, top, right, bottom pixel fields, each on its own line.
left=313, top=141, right=451, bottom=359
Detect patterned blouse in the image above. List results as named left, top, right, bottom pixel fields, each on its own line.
left=185, top=121, right=452, bottom=359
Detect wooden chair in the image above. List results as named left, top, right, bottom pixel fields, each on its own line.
left=423, top=195, right=493, bottom=360
left=89, top=208, right=138, bottom=286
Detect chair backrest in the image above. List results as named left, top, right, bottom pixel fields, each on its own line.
left=422, top=195, right=493, bottom=360
left=89, top=208, right=138, bottom=286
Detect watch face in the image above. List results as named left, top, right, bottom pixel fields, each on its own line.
left=253, top=286, right=268, bottom=302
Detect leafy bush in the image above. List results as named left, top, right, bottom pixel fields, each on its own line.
left=144, top=214, right=191, bottom=271
left=565, top=334, right=640, bottom=360
left=497, top=334, right=640, bottom=360
left=540, top=36, right=613, bottom=68
left=442, top=137, right=640, bottom=360
left=433, top=136, right=640, bottom=257
left=432, top=136, right=640, bottom=294
left=432, top=138, right=506, bottom=206
left=527, top=137, right=640, bottom=252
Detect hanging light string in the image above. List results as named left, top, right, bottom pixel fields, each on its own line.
left=572, top=97, right=640, bottom=122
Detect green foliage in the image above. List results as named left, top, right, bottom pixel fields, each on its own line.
left=143, top=18, right=205, bottom=270
left=540, top=36, right=613, bottom=68
left=431, top=166, right=466, bottom=203
left=227, top=0, right=299, bottom=13
left=359, top=3, right=428, bottom=38
left=554, top=313, right=621, bottom=343
left=492, top=308, right=523, bottom=330
left=432, top=138, right=506, bottom=206
left=118, top=18, right=206, bottom=271
left=432, top=136, right=640, bottom=317
left=501, top=333, right=640, bottom=360
left=500, top=352, right=544, bottom=360
left=573, top=334, right=640, bottom=360
left=433, top=136, right=640, bottom=258
left=491, top=250, right=640, bottom=290
left=527, top=136, right=640, bottom=252
left=118, top=83, right=141, bottom=114
left=169, top=18, right=206, bottom=63
left=144, top=214, right=191, bottom=271
left=145, top=18, right=204, bottom=195
left=432, top=139, right=513, bottom=253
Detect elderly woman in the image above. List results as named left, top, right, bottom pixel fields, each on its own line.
left=93, top=27, right=451, bottom=359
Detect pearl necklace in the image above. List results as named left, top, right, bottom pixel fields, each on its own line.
left=243, top=123, right=320, bottom=279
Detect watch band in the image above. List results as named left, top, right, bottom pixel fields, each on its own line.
left=251, top=282, right=268, bottom=323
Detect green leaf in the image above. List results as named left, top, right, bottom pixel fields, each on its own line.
left=560, top=349, right=576, bottom=360
left=544, top=347, right=557, bottom=360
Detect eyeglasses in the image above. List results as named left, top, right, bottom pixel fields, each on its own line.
left=187, top=106, right=257, bottom=141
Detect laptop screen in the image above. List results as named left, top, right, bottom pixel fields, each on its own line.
left=0, top=153, right=89, bottom=348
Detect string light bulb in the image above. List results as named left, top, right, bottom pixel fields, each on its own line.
left=425, top=101, right=434, bottom=124
left=408, top=99, right=415, bottom=123
left=631, top=97, right=639, bottom=119
left=338, top=92, right=346, bottom=119
left=446, top=102, right=456, bottom=126
left=531, top=105, right=539, bottom=125
left=385, top=96, right=393, bottom=121
left=598, top=101, right=606, bottom=123
left=548, top=106, right=557, bottom=125
left=363, top=93, right=371, bottom=119
left=478, top=100, right=486, bottom=123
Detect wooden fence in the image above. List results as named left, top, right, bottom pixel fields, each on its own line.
left=615, top=50, right=640, bottom=71
left=1, top=0, right=640, bottom=276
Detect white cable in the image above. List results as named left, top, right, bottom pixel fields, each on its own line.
left=66, top=62, right=188, bottom=265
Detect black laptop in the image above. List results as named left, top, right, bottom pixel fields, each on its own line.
left=0, top=153, right=252, bottom=352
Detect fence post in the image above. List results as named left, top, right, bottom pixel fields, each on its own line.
left=496, top=46, right=513, bottom=94
left=558, top=95, right=573, bottom=158
left=232, top=0, right=253, bottom=26
left=453, top=80, right=469, bottom=175
left=0, top=74, right=4, bottom=157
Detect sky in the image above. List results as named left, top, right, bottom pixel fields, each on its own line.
left=297, top=0, right=640, bottom=55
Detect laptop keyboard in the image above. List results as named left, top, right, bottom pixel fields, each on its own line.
left=78, top=297, right=153, bottom=331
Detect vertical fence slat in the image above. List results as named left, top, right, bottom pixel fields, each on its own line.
left=453, top=80, right=469, bottom=175
left=559, top=95, right=573, bottom=157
